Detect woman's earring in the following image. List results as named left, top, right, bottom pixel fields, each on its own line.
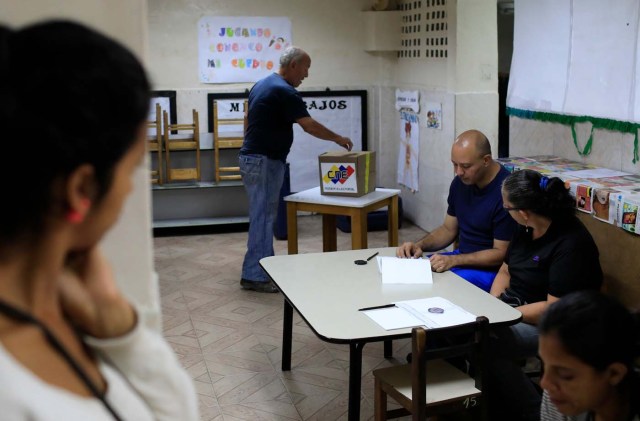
left=66, top=198, right=91, bottom=224
left=525, top=221, right=531, bottom=234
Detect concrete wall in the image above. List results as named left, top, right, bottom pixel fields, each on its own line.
left=1, top=0, right=161, bottom=329
left=377, top=0, right=499, bottom=233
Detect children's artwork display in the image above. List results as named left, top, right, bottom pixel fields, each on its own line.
left=198, top=17, right=292, bottom=83
left=397, top=111, right=420, bottom=192
left=497, top=156, right=640, bottom=235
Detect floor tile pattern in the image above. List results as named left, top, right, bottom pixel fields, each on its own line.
left=155, top=215, right=428, bottom=420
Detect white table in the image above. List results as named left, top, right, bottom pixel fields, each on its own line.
left=284, top=187, right=400, bottom=254
left=260, top=247, right=522, bottom=421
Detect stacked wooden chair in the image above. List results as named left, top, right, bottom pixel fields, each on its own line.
left=147, top=103, right=163, bottom=184
left=213, top=100, right=247, bottom=182
left=373, top=317, right=490, bottom=421
left=163, top=109, right=201, bottom=183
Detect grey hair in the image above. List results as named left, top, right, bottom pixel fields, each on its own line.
left=279, top=46, right=306, bottom=67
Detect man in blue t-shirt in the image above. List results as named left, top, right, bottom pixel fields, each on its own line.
left=397, top=130, right=516, bottom=291
left=239, top=46, right=353, bottom=293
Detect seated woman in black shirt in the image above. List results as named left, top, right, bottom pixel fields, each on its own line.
left=487, top=169, right=603, bottom=421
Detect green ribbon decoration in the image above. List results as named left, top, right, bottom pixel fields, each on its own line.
left=506, top=107, right=640, bottom=164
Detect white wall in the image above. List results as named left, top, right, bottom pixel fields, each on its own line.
left=375, top=0, right=499, bottom=233
left=1, top=0, right=161, bottom=329
left=148, top=0, right=380, bottom=90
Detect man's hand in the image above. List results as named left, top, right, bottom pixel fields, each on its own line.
left=397, top=242, right=423, bottom=258
left=335, top=136, right=353, bottom=151
left=429, top=253, right=457, bottom=273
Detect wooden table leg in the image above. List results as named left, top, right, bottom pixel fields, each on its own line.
left=351, top=210, right=368, bottom=250
left=287, top=203, right=298, bottom=255
left=388, top=195, right=399, bottom=247
left=322, top=214, right=337, bottom=252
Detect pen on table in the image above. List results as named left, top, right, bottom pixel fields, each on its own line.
left=358, top=303, right=396, bottom=312
left=366, top=251, right=379, bottom=261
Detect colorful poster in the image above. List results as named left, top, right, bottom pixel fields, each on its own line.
left=425, top=102, right=442, bottom=130
left=397, top=111, right=420, bottom=192
left=198, top=17, right=292, bottom=83
left=621, top=200, right=639, bottom=233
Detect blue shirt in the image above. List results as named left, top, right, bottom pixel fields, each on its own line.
left=447, top=165, right=516, bottom=254
left=241, top=73, right=310, bottom=161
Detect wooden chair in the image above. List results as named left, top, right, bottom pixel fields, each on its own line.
left=163, top=109, right=201, bottom=183
left=147, top=103, right=163, bottom=184
left=213, top=100, right=246, bottom=182
left=373, top=316, right=490, bottom=421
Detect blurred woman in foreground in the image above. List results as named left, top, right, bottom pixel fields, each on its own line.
left=0, top=21, right=198, bottom=420
left=539, top=290, right=639, bottom=421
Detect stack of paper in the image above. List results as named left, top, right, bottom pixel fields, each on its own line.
left=376, top=256, right=432, bottom=284
left=363, top=297, right=476, bottom=330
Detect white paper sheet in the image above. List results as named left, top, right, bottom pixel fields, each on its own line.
left=363, top=307, right=424, bottom=330
left=560, top=168, right=632, bottom=179
left=396, top=297, right=476, bottom=329
left=376, top=256, right=432, bottom=284
left=363, top=297, right=476, bottom=330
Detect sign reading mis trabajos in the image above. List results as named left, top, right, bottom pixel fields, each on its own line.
left=198, top=17, right=292, bottom=84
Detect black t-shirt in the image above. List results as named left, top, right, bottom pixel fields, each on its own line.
left=240, top=73, right=310, bottom=161
left=505, top=216, right=603, bottom=304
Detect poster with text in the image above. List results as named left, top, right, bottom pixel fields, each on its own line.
left=198, top=17, right=292, bottom=83
left=290, top=95, right=363, bottom=192
left=397, top=111, right=420, bottom=192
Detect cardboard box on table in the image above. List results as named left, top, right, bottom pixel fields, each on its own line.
left=318, top=151, right=376, bottom=197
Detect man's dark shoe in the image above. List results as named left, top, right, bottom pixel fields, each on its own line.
left=240, top=279, right=279, bottom=293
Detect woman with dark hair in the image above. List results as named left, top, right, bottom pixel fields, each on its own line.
left=539, top=290, right=640, bottom=421
left=0, top=21, right=198, bottom=419
left=487, top=169, right=603, bottom=420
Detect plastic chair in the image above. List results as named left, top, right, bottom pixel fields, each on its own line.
left=373, top=316, right=490, bottom=421
left=213, top=100, right=246, bottom=182
left=147, top=103, right=163, bottom=184
left=163, top=109, right=201, bottom=183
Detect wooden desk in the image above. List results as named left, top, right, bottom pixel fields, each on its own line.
left=284, top=187, right=400, bottom=254
left=260, top=247, right=522, bottom=421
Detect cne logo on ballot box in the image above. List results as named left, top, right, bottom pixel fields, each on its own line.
left=323, top=164, right=355, bottom=185
left=318, top=151, right=376, bottom=197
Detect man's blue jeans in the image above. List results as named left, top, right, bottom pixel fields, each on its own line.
left=239, top=154, right=286, bottom=283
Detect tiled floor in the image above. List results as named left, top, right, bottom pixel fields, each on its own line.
left=154, top=215, right=428, bottom=420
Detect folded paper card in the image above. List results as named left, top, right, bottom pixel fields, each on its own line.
left=363, top=297, right=476, bottom=330
left=376, top=256, right=432, bottom=284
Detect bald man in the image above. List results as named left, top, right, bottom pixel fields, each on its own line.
left=397, top=130, right=516, bottom=291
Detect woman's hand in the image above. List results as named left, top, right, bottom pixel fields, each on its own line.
left=59, top=247, right=136, bottom=339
